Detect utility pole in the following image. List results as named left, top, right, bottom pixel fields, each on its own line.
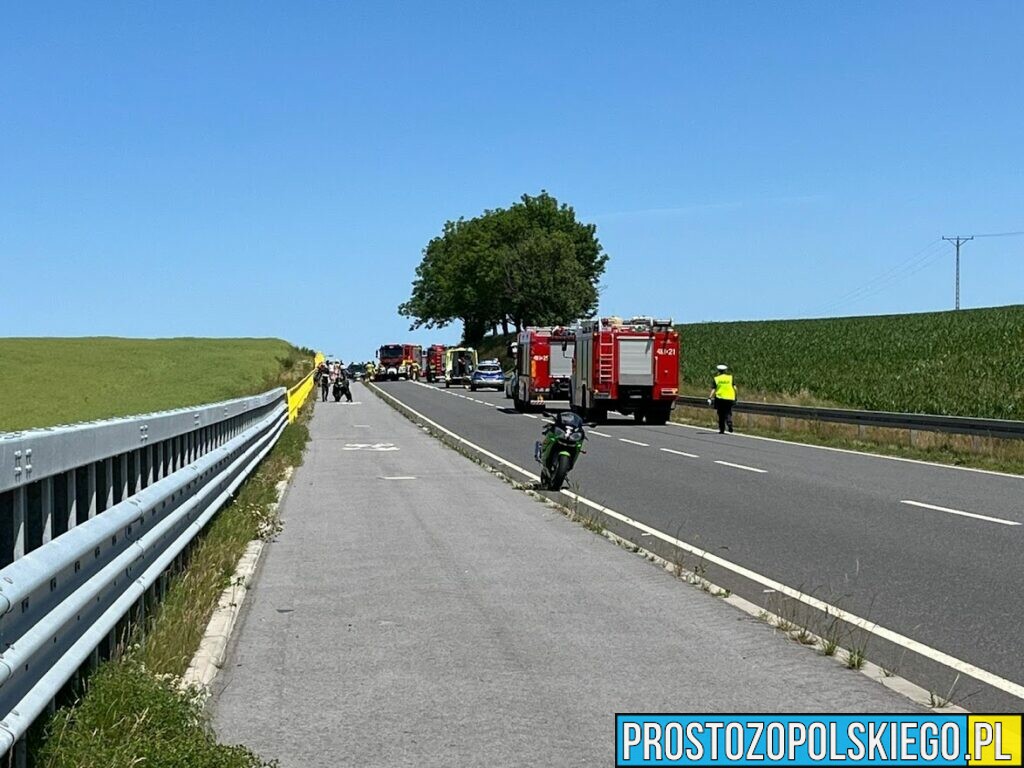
left=942, top=235, right=973, bottom=310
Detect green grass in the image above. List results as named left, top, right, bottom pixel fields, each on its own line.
left=678, top=305, right=1024, bottom=419
left=34, top=663, right=274, bottom=768
left=0, top=337, right=312, bottom=432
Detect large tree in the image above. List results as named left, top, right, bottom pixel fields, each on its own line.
left=399, top=192, right=607, bottom=345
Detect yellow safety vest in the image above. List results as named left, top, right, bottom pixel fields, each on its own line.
left=714, top=373, right=736, bottom=400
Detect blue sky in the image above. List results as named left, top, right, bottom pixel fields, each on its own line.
left=2, top=2, right=1021, bottom=361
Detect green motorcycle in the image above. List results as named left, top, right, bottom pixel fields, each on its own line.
left=535, top=410, right=587, bottom=491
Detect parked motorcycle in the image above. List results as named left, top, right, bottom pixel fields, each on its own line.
left=535, top=410, right=586, bottom=491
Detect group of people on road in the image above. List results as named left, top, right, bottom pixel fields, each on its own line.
left=316, top=359, right=352, bottom=403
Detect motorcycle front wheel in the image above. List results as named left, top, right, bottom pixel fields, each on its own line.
left=548, top=453, right=572, bottom=491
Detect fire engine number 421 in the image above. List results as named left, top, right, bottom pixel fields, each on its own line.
left=657, top=347, right=677, bottom=355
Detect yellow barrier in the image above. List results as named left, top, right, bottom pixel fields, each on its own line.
left=287, top=353, right=325, bottom=423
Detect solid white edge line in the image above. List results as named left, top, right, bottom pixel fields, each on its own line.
left=714, top=460, right=767, bottom=474
left=370, top=381, right=1024, bottom=704
left=661, top=448, right=699, bottom=458
left=900, top=500, right=1020, bottom=527
left=619, top=438, right=650, bottom=447
left=666, top=421, right=1024, bottom=480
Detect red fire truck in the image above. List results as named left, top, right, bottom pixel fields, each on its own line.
left=510, top=327, right=576, bottom=411
left=375, top=343, right=422, bottom=380
left=570, top=317, right=679, bottom=424
left=424, top=344, right=446, bottom=382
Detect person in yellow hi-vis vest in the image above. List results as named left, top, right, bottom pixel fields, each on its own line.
left=708, top=364, right=737, bottom=434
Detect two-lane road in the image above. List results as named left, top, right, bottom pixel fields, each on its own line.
left=374, top=379, right=1024, bottom=711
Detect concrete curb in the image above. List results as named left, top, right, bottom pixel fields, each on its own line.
left=183, top=467, right=293, bottom=691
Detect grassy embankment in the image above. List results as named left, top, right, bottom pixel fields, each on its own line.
left=7, top=337, right=315, bottom=768
left=0, top=337, right=313, bottom=432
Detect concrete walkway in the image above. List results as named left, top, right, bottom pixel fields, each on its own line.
left=212, top=385, right=918, bottom=767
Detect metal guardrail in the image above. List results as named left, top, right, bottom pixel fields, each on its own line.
left=675, top=396, right=1024, bottom=440
left=0, top=387, right=296, bottom=757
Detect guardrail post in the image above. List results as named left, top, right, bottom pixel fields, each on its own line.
left=145, top=444, right=154, bottom=487
left=104, top=457, right=114, bottom=512
left=65, top=468, right=77, bottom=531
left=85, top=462, right=97, bottom=520
left=119, top=453, right=129, bottom=502
left=41, top=477, right=54, bottom=545
left=13, top=735, right=26, bottom=768
left=12, top=487, right=26, bottom=560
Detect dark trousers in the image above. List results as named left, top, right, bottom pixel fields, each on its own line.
left=715, top=398, right=735, bottom=433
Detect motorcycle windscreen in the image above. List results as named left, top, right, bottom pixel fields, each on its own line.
left=617, top=337, right=654, bottom=385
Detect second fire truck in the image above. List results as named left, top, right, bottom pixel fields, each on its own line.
left=510, top=326, right=576, bottom=412
left=570, top=316, right=679, bottom=424
left=375, top=343, right=422, bottom=380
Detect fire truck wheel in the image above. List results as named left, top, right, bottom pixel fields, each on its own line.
left=647, top=412, right=668, bottom=426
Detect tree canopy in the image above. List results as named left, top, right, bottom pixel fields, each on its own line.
left=399, top=192, right=608, bottom=346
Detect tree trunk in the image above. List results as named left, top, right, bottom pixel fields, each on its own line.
left=501, top=318, right=510, bottom=336
left=462, top=317, right=487, bottom=347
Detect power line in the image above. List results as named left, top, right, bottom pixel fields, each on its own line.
left=812, top=228, right=1023, bottom=317
left=971, top=230, right=1024, bottom=238
left=813, top=238, right=945, bottom=315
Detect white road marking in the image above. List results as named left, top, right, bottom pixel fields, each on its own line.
left=589, top=430, right=612, bottom=437
left=380, top=476, right=417, bottom=481
left=484, top=403, right=498, bottom=408
left=619, top=438, right=650, bottom=447
left=666, top=420, right=1024, bottom=480
left=343, top=443, right=399, bottom=451
left=369, top=381, right=1024, bottom=704
left=661, top=448, right=699, bottom=458
left=900, top=499, right=1020, bottom=527
left=524, top=414, right=538, bottom=419
left=714, top=460, right=767, bottom=474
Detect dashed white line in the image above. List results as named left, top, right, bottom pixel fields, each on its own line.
left=666, top=420, right=1024, bottom=480
left=589, top=430, right=612, bottom=438
left=714, top=460, right=766, bottom=474
left=369, top=381, right=1024, bottom=704
left=900, top=500, right=1020, bottom=527
left=380, top=476, right=417, bottom=481
left=619, top=438, right=650, bottom=447
left=661, top=448, right=699, bottom=458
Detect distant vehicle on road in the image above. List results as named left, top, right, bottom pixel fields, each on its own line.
left=470, top=359, right=505, bottom=391
left=444, top=347, right=478, bottom=388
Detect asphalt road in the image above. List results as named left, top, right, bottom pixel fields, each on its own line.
left=213, top=390, right=918, bottom=767
left=374, top=379, right=1024, bottom=712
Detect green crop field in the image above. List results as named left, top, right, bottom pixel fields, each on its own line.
left=0, top=337, right=313, bottom=432
left=677, top=305, right=1024, bottom=419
